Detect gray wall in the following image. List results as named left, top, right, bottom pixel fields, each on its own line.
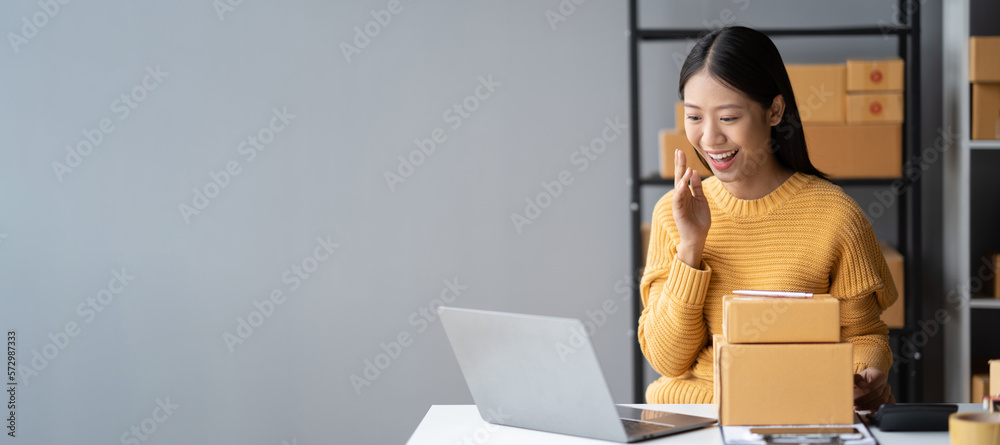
left=0, top=1, right=948, bottom=444
left=0, top=2, right=630, bottom=444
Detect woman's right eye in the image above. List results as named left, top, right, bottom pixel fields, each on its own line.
left=686, top=115, right=701, bottom=122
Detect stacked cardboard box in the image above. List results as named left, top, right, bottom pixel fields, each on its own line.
left=659, top=130, right=712, bottom=178
left=790, top=58, right=904, bottom=179
left=971, top=37, right=1000, bottom=140
left=973, top=373, right=990, bottom=403
left=880, top=242, right=906, bottom=328
left=992, top=360, right=999, bottom=397
left=714, top=295, right=854, bottom=426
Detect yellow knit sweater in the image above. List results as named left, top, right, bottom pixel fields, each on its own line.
left=638, top=172, right=897, bottom=404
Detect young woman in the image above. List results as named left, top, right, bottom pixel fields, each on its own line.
left=638, top=26, right=897, bottom=411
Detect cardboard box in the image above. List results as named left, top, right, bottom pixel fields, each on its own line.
left=846, top=58, right=904, bottom=92
left=713, top=335, right=854, bottom=426
left=675, top=101, right=686, bottom=132
left=970, top=37, right=1000, bottom=83
left=803, top=124, right=902, bottom=179
left=659, top=130, right=712, bottom=178
left=995, top=254, right=1000, bottom=299
left=992, top=360, right=1000, bottom=397
left=972, top=83, right=1000, bottom=140
left=880, top=242, right=905, bottom=329
left=722, top=294, right=840, bottom=344
left=974, top=374, right=991, bottom=403
left=786, top=64, right=846, bottom=123
left=640, top=222, right=651, bottom=269
left=846, top=93, right=904, bottom=124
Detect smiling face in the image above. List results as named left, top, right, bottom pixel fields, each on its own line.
left=682, top=69, right=790, bottom=198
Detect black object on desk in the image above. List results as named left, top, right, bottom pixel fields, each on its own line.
left=866, top=403, right=958, bottom=431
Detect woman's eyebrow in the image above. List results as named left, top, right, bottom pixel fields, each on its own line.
left=683, top=103, right=743, bottom=110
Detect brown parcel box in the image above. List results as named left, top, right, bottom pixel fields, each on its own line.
left=972, top=83, right=1000, bottom=140
left=659, top=130, right=713, bottom=178
left=713, top=335, right=854, bottom=426
left=973, top=374, right=991, bottom=403
left=880, top=242, right=905, bottom=329
left=992, top=360, right=1000, bottom=397
left=970, top=37, right=1000, bottom=83
left=995, top=253, right=1000, bottom=299
left=846, top=58, right=904, bottom=92
left=786, top=64, right=846, bottom=123
left=846, top=93, right=904, bottom=124
left=675, top=101, right=686, bottom=131
left=722, top=294, right=840, bottom=344
left=803, top=124, right=902, bottom=179
left=640, top=222, right=651, bottom=269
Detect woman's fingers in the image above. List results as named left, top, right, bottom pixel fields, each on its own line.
left=674, top=149, right=687, bottom=184
left=689, top=166, right=703, bottom=198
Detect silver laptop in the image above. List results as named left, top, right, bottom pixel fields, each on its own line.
left=439, top=307, right=717, bottom=442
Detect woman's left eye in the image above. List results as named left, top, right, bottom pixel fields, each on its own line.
left=720, top=117, right=739, bottom=122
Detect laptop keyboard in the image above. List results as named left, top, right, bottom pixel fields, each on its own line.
left=621, top=419, right=671, bottom=439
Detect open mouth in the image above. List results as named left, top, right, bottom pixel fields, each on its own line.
left=706, top=149, right=739, bottom=170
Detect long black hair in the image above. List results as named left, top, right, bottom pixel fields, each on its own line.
left=679, top=26, right=827, bottom=180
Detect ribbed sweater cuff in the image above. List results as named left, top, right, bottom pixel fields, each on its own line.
left=665, top=256, right=712, bottom=306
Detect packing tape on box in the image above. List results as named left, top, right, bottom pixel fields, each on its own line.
left=949, top=412, right=1000, bottom=445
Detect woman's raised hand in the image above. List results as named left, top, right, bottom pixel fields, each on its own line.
left=672, top=149, right=711, bottom=269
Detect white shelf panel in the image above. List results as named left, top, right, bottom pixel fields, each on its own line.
left=969, top=298, right=1000, bottom=309
left=970, top=140, right=1000, bottom=150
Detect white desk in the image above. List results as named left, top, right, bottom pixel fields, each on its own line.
left=407, top=403, right=984, bottom=444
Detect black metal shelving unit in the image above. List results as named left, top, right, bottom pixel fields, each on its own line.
left=627, top=0, right=922, bottom=403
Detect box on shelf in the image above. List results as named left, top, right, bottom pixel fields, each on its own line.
left=973, top=373, right=991, bottom=403
left=722, top=294, right=839, bottom=344
left=846, top=58, right=904, bottom=92
left=972, top=83, right=1000, bottom=140
left=675, top=101, right=686, bottom=131
left=970, top=36, right=1000, bottom=83
left=846, top=93, right=904, bottom=124
left=995, top=253, right=1000, bottom=299
left=713, top=335, right=854, bottom=426
left=803, top=124, right=902, bottom=179
left=786, top=64, right=846, bottom=123
left=659, top=130, right=712, bottom=178
left=992, top=360, right=999, bottom=397
left=640, top=222, right=651, bottom=269
left=880, top=242, right=906, bottom=329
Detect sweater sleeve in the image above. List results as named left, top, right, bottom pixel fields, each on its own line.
left=829, top=203, right=898, bottom=375
left=637, top=193, right=712, bottom=378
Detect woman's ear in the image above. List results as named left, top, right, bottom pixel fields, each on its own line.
left=768, top=94, right=785, bottom=126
